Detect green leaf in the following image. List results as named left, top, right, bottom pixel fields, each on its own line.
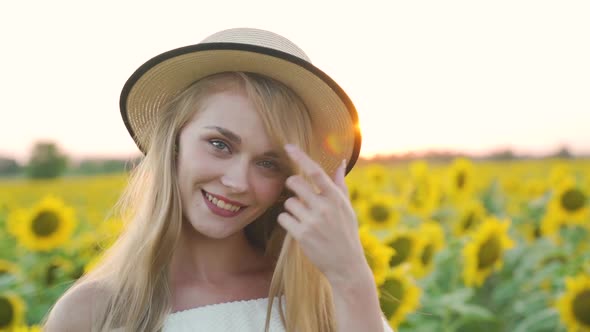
left=513, top=308, right=559, bottom=332
left=512, top=291, right=552, bottom=316
left=492, top=278, right=520, bottom=306
left=436, top=288, right=474, bottom=306
left=449, top=303, right=495, bottom=321
left=401, top=314, right=441, bottom=331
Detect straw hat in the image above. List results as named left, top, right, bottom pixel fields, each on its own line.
left=120, top=27, right=361, bottom=176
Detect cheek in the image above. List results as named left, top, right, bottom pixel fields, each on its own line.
left=177, top=154, right=216, bottom=196
left=178, top=146, right=217, bottom=179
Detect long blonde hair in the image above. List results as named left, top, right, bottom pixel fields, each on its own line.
left=42, top=72, right=337, bottom=331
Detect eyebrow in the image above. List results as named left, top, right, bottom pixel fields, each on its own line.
left=205, top=126, right=241, bottom=145
left=203, top=126, right=281, bottom=158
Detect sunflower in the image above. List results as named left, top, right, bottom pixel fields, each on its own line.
left=412, top=221, right=446, bottom=278
left=363, top=164, right=392, bottom=189
left=519, top=218, right=544, bottom=244
left=446, top=157, right=476, bottom=202
left=453, top=199, right=487, bottom=237
left=6, top=209, right=27, bottom=238
left=65, top=232, right=101, bottom=262
left=346, top=174, right=373, bottom=207
left=67, top=217, right=123, bottom=258
left=42, top=256, right=75, bottom=286
left=556, top=273, right=590, bottom=332
left=0, top=292, right=26, bottom=330
left=549, top=178, right=589, bottom=225
left=462, top=216, right=514, bottom=287
left=384, top=228, right=423, bottom=269
left=359, top=225, right=395, bottom=287
left=540, top=207, right=567, bottom=244
left=379, top=266, right=421, bottom=329
left=549, top=163, right=573, bottom=188
left=356, top=193, right=401, bottom=231
left=501, top=175, right=521, bottom=196
left=409, top=160, right=430, bottom=179
left=523, top=178, right=549, bottom=199
left=9, top=196, right=77, bottom=252
left=404, top=172, right=441, bottom=218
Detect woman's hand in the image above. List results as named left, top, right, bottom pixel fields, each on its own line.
left=278, top=144, right=370, bottom=284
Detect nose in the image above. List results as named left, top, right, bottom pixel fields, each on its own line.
left=220, top=159, right=249, bottom=193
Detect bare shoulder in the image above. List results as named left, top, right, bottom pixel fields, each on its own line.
left=43, top=281, right=109, bottom=332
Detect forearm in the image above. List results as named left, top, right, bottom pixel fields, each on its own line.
left=329, top=265, right=385, bottom=332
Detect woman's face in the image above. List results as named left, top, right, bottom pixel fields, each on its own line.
left=176, top=90, right=289, bottom=239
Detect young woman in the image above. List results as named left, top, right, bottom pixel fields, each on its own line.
left=43, top=28, right=393, bottom=332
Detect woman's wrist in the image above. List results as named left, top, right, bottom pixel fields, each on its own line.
left=326, top=259, right=374, bottom=290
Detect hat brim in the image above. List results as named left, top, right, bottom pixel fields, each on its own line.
left=120, top=43, right=361, bottom=176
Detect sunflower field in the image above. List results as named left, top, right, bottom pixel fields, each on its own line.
left=0, top=158, right=589, bottom=331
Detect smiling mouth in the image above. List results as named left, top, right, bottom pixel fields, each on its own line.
left=201, top=190, right=246, bottom=215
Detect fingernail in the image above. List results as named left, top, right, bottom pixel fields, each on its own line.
left=284, top=144, right=296, bottom=153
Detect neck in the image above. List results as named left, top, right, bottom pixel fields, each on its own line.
left=169, top=218, right=271, bottom=285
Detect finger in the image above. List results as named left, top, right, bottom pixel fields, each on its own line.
left=285, top=175, right=321, bottom=207
left=277, top=212, right=303, bottom=239
left=283, top=197, right=312, bottom=222
left=284, top=144, right=333, bottom=195
left=332, top=159, right=349, bottom=197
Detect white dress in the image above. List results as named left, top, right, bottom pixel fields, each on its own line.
left=163, top=297, right=394, bottom=332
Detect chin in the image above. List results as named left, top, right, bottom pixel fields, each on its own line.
left=184, top=217, right=244, bottom=240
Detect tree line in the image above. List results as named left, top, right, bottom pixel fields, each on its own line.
left=0, top=141, right=141, bottom=179
left=0, top=141, right=583, bottom=179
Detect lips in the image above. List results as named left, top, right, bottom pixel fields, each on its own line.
left=201, top=190, right=247, bottom=218
left=201, top=190, right=247, bottom=207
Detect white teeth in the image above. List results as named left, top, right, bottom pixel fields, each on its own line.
left=205, top=192, right=241, bottom=212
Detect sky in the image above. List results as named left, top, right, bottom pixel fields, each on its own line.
left=1, top=0, right=589, bottom=163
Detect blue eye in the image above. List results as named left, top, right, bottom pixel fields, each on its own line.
left=209, top=139, right=230, bottom=152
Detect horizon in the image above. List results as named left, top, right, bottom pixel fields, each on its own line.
left=3, top=142, right=589, bottom=165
